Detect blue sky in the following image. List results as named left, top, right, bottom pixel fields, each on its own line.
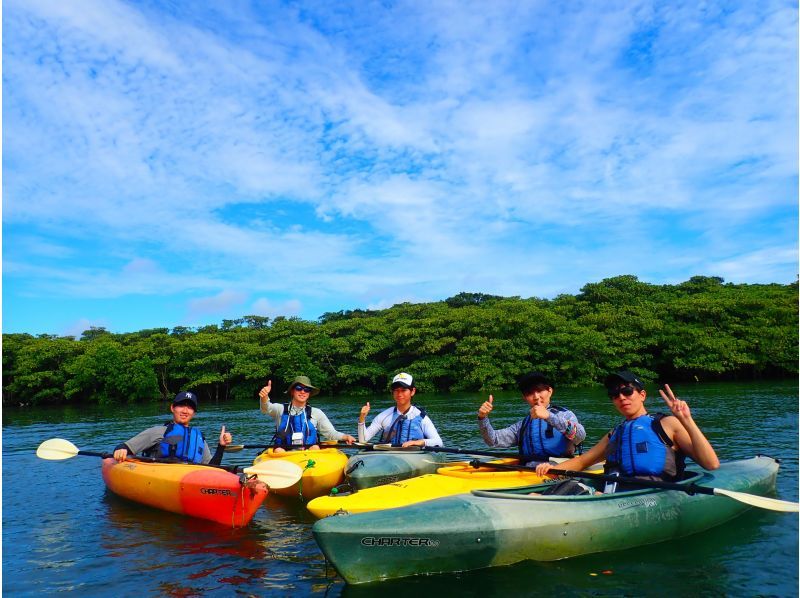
left=4, top=0, right=798, bottom=336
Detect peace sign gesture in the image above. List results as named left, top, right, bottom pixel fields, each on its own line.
left=659, top=384, right=691, bottom=423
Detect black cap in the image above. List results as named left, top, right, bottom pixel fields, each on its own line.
left=172, top=391, right=198, bottom=410
left=518, top=372, right=552, bottom=393
left=604, top=370, right=644, bottom=391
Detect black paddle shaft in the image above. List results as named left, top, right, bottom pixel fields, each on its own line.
left=467, top=460, right=715, bottom=496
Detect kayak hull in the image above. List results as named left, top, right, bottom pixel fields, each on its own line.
left=345, top=450, right=448, bottom=490
left=101, top=458, right=268, bottom=527
left=308, top=459, right=548, bottom=517
left=254, top=448, right=347, bottom=500
left=313, top=456, right=780, bottom=584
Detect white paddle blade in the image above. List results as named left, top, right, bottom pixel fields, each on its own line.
left=243, top=460, right=304, bottom=489
left=36, top=438, right=80, bottom=460
left=714, top=488, right=800, bottom=512
left=223, top=445, right=246, bottom=453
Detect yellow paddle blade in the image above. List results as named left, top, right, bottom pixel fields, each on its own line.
left=243, top=460, right=303, bottom=490
left=36, top=438, right=80, bottom=460
left=714, top=488, right=800, bottom=512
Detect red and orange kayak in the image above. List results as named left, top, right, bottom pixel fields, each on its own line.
left=101, top=458, right=268, bottom=527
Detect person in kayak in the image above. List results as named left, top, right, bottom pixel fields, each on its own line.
left=476, top=371, right=586, bottom=466
left=258, top=375, right=356, bottom=453
left=535, top=370, right=720, bottom=493
left=112, top=391, right=232, bottom=465
left=358, top=372, right=444, bottom=448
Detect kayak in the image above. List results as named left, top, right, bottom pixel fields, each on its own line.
left=313, top=456, right=780, bottom=584
left=254, top=448, right=347, bottom=500
left=309, top=459, right=548, bottom=517
left=344, top=448, right=448, bottom=490
left=101, top=458, right=268, bottom=527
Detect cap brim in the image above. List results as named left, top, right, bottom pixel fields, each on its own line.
left=391, top=383, right=413, bottom=389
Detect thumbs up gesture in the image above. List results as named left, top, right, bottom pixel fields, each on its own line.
left=219, top=425, right=232, bottom=446
left=478, top=395, right=494, bottom=419
left=359, top=401, right=371, bottom=423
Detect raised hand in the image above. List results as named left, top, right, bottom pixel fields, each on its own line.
left=219, top=425, right=232, bottom=446
left=659, top=384, right=691, bottom=422
left=359, top=402, right=371, bottom=423
left=259, top=380, right=272, bottom=402
left=478, top=395, right=494, bottom=419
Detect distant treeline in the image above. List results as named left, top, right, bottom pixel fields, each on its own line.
left=2, top=276, right=797, bottom=407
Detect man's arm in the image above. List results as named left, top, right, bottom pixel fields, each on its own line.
left=548, top=409, right=586, bottom=445
left=360, top=409, right=390, bottom=443
left=478, top=417, right=523, bottom=448
left=419, top=414, right=443, bottom=447
left=312, top=408, right=348, bottom=442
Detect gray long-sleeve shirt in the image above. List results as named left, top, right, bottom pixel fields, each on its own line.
left=478, top=406, right=586, bottom=465
left=261, top=401, right=350, bottom=442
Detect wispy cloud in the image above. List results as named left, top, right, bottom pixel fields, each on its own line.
left=4, top=0, right=797, bottom=334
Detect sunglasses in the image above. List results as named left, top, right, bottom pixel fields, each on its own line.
left=293, top=385, right=312, bottom=393
left=608, top=385, right=637, bottom=399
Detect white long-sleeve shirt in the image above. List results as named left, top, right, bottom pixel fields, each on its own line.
left=358, top=405, right=443, bottom=447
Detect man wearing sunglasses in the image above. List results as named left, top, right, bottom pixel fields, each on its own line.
left=477, top=372, right=586, bottom=466
left=535, top=370, right=719, bottom=492
left=259, top=376, right=356, bottom=453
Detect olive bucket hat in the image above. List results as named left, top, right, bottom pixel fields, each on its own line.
left=284, top=375, right=320, bottom=397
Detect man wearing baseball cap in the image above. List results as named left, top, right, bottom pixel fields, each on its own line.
left=113, top=391, right=232, bottom=464
left=358, top=372, right=443, bottom=447
left=477, top=371, right=586, bottom=466
left=536, top=370, right=719, bottom=493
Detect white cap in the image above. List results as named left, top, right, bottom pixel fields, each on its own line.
left=391, top=372, right=414, bottom=388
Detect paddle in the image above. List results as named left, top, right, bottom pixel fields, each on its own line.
left=224, top=441, right=407, bottom=453
left=424, top=446, right=520, bottom=460
left=467, top=460, right=800, bottom=513
left=36, top=438, right=303, bottom=489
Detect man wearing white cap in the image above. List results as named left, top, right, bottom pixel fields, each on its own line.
left=358, top=372, right=443, bottom=447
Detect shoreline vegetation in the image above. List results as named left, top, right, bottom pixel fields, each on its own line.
left=3, top=275, right=797, bottom=407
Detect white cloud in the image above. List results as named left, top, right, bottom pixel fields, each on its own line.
left=4, top=0, right=797, bottom=333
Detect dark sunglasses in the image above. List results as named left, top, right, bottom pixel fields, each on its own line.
left=294, top=384, right=312, bottom=393
left=608, top=385, right=637, bottom=399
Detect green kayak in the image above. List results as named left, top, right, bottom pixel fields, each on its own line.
left=345, top=448, right=448, bottom=490
left=313, top=456, right=780, bottom=584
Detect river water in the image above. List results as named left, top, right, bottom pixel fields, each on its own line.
left=3, top=380, right=798, bottom=596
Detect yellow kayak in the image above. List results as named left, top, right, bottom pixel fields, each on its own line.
left=308, top=459, right=546, bottom=517
left=254, top=448, right=348, bottom=501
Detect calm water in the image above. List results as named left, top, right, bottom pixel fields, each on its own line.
left=3, top=381, right=798, bottom=596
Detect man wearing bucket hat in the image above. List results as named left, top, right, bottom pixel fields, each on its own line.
left=259, top=376, right=356, bottom=453
left=477, top=371, right=586, bottom=466
left=357, top=372, right=443, bottom=448
left=535, top=370, right=719, bottom=493
left=112, top=391, right=232, bottom=464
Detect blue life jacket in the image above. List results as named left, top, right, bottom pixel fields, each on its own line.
left=158, top=422, right=205, bottom=463
left=518, top=406, right=573, bottom=463
left=380, top=406, right=427, bottom=447
left=273, top=403, right=319, bottom=447
left=604, top=413, right=685, bottom=483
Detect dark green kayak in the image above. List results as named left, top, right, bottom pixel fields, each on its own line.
left=313, top=456, right=781, bottom=584
left=345, top=448, right=448, bottom=490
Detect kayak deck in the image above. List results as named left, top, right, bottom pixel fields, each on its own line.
left=345, top=449, right=448, bottom=490
left=101, top=458, right=268, bottom=527
left=308, top=459, right=546, bottom=517
left=254, top=448, right=347, bottom=500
